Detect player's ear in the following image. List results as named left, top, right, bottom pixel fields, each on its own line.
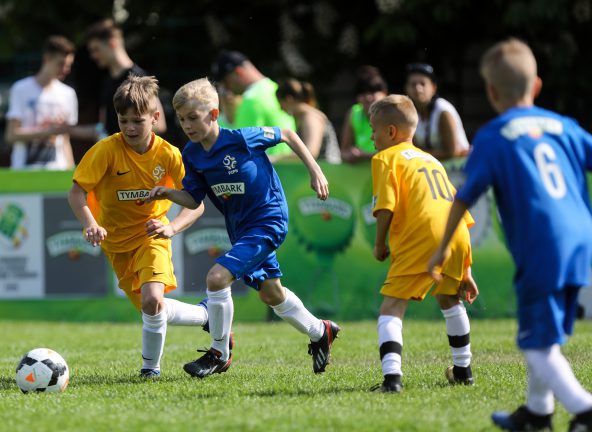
left=210, top=108, right=220, bottom=121
left=532, top=76, right=542, bottom=100
left=152, top=110, right=160, bottom=125
left=388, top=125, right=397, bottom=138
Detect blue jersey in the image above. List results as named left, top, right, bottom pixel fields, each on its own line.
left=456, top=106, right=592, bottom=298
left=182, top=127, right=289, bottom=247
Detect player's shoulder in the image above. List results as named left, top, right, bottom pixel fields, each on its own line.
left=10, top=76, right=35, bottom=92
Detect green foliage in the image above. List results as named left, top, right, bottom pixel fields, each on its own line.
left=1, top=320, right=591, bottom=431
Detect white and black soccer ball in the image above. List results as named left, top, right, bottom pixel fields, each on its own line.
left=15, top=348, right=69, bottom=393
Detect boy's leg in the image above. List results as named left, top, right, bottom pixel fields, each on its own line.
left=373, top=295, right=406, bottom=393
left=436, top=292, right=473, bottom=385
left=260, top=279, right=339, bottom=374
left=163, top=298, right=208, bottom=327
left=140, top=282, right=167, bottom=377
left=183, top=264, right=234, bottom=378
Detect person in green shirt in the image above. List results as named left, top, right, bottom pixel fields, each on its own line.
left=340, top=65, right=388, bottom=164
left=212, top=50, right=295, bottom=162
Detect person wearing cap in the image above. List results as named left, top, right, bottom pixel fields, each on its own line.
left=405, top=62, right=470, bottom=161
left=212, top=50, right=296, bottom=162
left=340, top=65, right=388, bottom=164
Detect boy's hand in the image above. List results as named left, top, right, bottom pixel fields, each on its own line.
left=459, top=269, right=479, bottom=304
left=373, top=243, right=390, bottom=261
left=146, top=186, right=172, bottom=202
left=310, top=171, right=329, bottom=201
left=427, top=248, right=448, bottom=282
left=84, top=225, right=107, bottom=247
left=145, top=218, right=176, bottom=239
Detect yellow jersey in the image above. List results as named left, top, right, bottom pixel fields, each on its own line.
left=73, top=133, right=184, bottom=253
left=372, top=142, right=473, bottom=278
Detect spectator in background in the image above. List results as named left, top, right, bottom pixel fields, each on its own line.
left=340, top=65, right=388, bottom=164
left=211, top=50, right=295, bottom=162
left=5, top=35, right=78, bottom=170
left=216, top=85, right=242, bottom=129
left=85, top=18, right=167, bottom=136
left=405, top=63, right=469, bottom=161
left=276, top=78, right=341, bottom=164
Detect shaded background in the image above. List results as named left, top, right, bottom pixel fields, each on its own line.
left=1, top=0, right=592, bottom=165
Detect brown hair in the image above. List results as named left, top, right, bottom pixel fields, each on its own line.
left=113, top=74, right=159, bottom=115
left=369, top=94, right=418, bottom=130
left=276, top=79, right=318, bottom=107
left=43, top=35, right=75, bottom=57
left=85, top=18, right=123, bottom=43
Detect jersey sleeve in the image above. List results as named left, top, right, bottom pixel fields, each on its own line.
left=6, top=83, right=25, bottom=120
left=455, top=132, right=494, bottom=206
left=67, top=88, right=78, bottom=126
left=169, top=147, right=186, bottom=190
left=240, top=126, right=282, bottom=152
left=371, top=157, right=397, bottom=215
left=568, top=118, right=592, bottom=171
left=181, top=153, right=207, bottom=205
left=73, top=142, right=110, bottom=192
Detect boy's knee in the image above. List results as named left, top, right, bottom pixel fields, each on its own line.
left=142, top=295, right=164, bottom=315
left=258, top=281, right=285, bottom=306
left=436, top=294, right=461, bottom=310
left=206, top=267, right=232, bottom=291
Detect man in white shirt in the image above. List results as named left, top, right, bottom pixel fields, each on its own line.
left=5, top=35, right=78, bottom=170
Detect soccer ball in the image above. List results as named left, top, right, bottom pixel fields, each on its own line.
left=15, top=348, right=69, bottom=393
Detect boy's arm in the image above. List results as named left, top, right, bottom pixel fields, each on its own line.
left=280, top=128, right=329, bottom=200
left=427, top=199, right=470, bottom=279
left=67, top=182, right=106, bottom=247
left=146, top=186, right=201, bottom=209
left=374, top=209, right=392, bottom=261
left=145, top=203, right=205, bottom=239
left=459, top=266, right=479, bottom=304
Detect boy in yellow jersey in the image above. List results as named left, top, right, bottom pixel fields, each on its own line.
left=68, top=75, right=211, bottom=378
left=368, top=94, right=478, bottom=393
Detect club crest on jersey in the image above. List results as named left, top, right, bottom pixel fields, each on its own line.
left=223, top=155, right=238, bottom=175
left=153, top=165, right=165, bottom=182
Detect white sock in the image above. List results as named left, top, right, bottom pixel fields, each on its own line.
left=526, top=365, right=555, bottom=415
left=441, top=303, right=472, bottom=368
left=378, top=315, right=403, bottom=376
left=524, top=345, right=592, bottom=414
left=141, top=309, right=167, bottom=370
left=164, top=298, right=208, bottom=326
left=207, top=287, right=233, bottom=361
left=271, top=288, right=324, bottom=341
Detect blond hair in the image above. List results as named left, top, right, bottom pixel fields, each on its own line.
left=480, top=38, right=537, bottom=102
left=172, top=78, right=219, bottom=112
left=369, top=94, right=418, bottom=130
left=113, top=74, right=159, bottom=115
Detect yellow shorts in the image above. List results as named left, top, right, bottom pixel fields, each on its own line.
left=380, top=272, right=461, bottom=301
left=104, top=237, right=177, bottom=310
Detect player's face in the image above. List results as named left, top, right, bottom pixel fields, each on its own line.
left=370, top=114, right=392, bottom=151
left=176, top=100, right=215, bottom=143
left=117, top=108, right=157, bottom=150
left=87, top=39, right=113, bottom=69
left=44, top=53, right=74, bottom=81
left=405, top=73, right=437, bottom=107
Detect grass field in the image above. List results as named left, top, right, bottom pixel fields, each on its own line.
left=1, top=319, right=591, bottom=432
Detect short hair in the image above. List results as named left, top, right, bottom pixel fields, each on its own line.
left=113, top=74, right=159, bottom=115
left=480, top=38, right=537, bottom=102
left=369, top=94, right=418, bottom=130
left=276, top=78, right=317, bottom=107
left=172, top=78, right=219, bottom=112
left=85, top=18, right=123, bottom=43
left=43, top=35, right=75, bottom=57
left=211, top=50, right=249, bottom=81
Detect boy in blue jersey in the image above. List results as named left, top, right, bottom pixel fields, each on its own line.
left=147, top=78, right=340, bottom=378
left=428, top=38, right=592, bottom=432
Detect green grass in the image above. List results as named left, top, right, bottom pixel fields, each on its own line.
left=1, top=319, right=591, bottom=431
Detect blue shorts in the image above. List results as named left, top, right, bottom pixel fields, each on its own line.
left=516, top=286, right=580, bottom=349
left=216, top=234, right=283, bottom=290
